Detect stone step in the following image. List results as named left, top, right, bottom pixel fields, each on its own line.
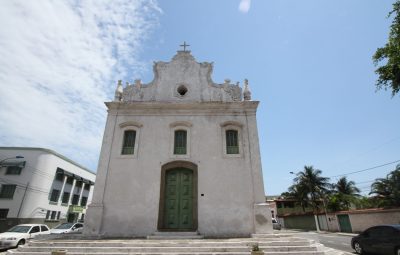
left=15, top=245, right=318, bottom=253
left=27, top=240, right=313, bottom=247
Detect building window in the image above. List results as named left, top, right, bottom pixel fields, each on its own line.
left=121, top=130, right=136, bottom=155
left=66, top=176, right=74, bottom=185
left=80, top=196, right=88, bottom=207
left=5, top=166, right=22, bottom=175
left=46, top=210, right=51, bottom=219
left=75, top=181, right=82, bottom=188
left=61, top=192, right=70, bottom=204
left=0, top=209, right=9, bottom=219
left=84, top=183, right=90, bottom=191
left=0, top=185, right=16, bottom=199
left=50, top=189, right=60, bottom=202
left=226, top=130, right=239, bottom=154
left=51, top=211, right=56, bottom=220
left=174, top=130, right=187, bottom=155
left=71, top=194, right=79, bottom=205
left=57, top=211, right=61, bottom=219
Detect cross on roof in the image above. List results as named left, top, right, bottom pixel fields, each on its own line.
left=180, top=41, right=190, bottom=51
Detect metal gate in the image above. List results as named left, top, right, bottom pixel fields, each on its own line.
left=337, top=214, right=352, bottom=233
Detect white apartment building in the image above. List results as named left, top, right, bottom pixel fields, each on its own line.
left=0, top=147, right=95, bottom=232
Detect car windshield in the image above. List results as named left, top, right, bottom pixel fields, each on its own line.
left=54, top=223, right=74, bottom=229
left=7, top=226, right=31, bottom=233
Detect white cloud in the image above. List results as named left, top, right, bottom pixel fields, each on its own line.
left=0, top=0, right=161, bottom=170
left=238, top=0, right=251, bottom=13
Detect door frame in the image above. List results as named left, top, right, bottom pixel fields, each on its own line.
left=157, top=161, right=198, bottom=231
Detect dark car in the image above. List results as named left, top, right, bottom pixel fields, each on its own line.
left=351, top=224, right=400, bottom=255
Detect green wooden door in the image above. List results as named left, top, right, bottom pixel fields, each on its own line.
left=164, top=168, right=193, bottom=230
left=337, top=214, right=352, bottom=233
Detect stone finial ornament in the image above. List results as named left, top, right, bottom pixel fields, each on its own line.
left=243, top=78, right=251, bottom=101
left=135, top=79, right=142, bottom=89
left=114, top=80, right=124, bottom=102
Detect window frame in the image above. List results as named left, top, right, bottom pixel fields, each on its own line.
left=221, top=122, right=243, bottom=157
left=169, top=122, right=192, bottom=158
left=61, top=192, right=70, bottom=204
left=0, top=209, right=9, bottom=219
left=49, top=189, right=61, bottom=203
left=5, top=166, right=23, bottom=175
left=0, top=184, right=17, bottom=199
left=118, top=121, right=142, bottom=159
left=174, top=129, right=188, bottom=155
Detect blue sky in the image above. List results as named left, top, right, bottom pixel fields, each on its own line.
left=1, top=0, right=399, bottom=196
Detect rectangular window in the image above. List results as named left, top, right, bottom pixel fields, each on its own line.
left=121, top=130, right=136, bottom=155
left=75, top=181, right=82, bottom=188
left=49, top=189, right=60, bottom=202
left=50, top=211, right=56, bottom=220
left=57, top=211, right=61, bottom=220
left=84, top=183, right=90, bottom=191
left=55, top=172, right=64, bottom=182
left=80, top=196, right=88, bottom=207
left=5, top=166, right=22, bottom=175
left=0, top=209, right=9, bottom=219
left=0, top=185, right=17, bottom=199
left=61, top=192, right=70, bottom=204
left=46, top=210, right=51, bottom=219
left=174, top=130, right=187, bottom=154
left=226, top=130, right=239, bottom=154
left=66, top=176, right=74, bottom=185
left=71, top=194, right=79, bottom=205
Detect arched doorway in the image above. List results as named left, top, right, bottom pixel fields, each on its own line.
left=158, top=161, right=198, bottom=231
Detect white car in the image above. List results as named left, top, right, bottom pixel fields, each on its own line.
left=50, top=222, right=83, bottom=234
left=0, top=224, right=50, bottom=249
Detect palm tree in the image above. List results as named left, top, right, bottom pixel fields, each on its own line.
left=329, top=177, right=360, bottom=210
left=282, top=182, right=309, bottom=212
left=370, top=164, right=400, bottom=207
left=293, top=166, right=330, bottom=212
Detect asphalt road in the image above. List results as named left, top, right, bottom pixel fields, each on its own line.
left=283, top=229, right=356, bottom=254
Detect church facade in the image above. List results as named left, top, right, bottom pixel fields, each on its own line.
left=84, top=49, right=272, bottom=237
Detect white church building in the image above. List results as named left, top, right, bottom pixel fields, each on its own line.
left=84, top=47, right=272, bottom=238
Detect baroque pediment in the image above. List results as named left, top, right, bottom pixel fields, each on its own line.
left=117, top=51, right=246, bottom=102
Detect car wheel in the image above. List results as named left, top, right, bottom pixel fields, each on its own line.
left=17, top=239, right=25, bottom=247
left=354, top=241, right=363, bottom=254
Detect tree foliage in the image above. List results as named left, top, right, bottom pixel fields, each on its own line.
left=373, top=0, right=400, bottom=96
left=284, top=166, right=330, bottom=212
left=370, top=164, right=400, bottom=207
left=327, top=177, right=360, bottom=211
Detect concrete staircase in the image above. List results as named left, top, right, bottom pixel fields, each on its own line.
left=7, top=234, right=328, bottom=255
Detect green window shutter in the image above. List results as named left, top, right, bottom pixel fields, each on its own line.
left=0, top=185, right=16, bottom=199
left=226, top=130, right=239, bottom=154
left=174, top=130, right=187, bottom=154
left=122, top=130, right=136, bottom=155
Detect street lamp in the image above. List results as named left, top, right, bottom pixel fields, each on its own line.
left=0, top=156, right=24, bottom=166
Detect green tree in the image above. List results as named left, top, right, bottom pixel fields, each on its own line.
left=292, top=166, right=330, bottom=212
left=373, top=0, right=400, bottom=96
left=370, top=164, right=400, bottom=207
left=327, top=177, right=360, bottom=211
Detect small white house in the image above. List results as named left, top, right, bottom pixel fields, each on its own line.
left=85, top=49, right=272, bottom=238
left=0, top=147, right=96, bottom=232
